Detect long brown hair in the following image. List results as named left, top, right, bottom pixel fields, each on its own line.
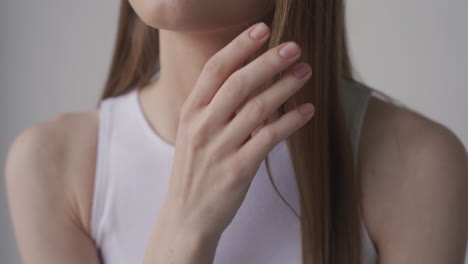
left=101, top=1, right=363, bottom=263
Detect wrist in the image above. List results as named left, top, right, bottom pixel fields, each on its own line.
left=174, top=225, right=221, bottom=261
left=159, top=211, right=222, bottom=246
left=159, top=200, right=224, bottom=242
left=151, top=214, right=221, bottom=264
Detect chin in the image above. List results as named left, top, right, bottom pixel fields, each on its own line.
left=128, top=0, right=274, bottom=33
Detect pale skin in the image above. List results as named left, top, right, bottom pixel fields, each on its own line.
left=4, top=0, right=468, bottom=263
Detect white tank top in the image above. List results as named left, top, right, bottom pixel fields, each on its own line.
left=90, top=81, right=378, bottom=264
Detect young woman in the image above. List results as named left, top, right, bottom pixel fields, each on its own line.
left=5, top=0, right=468, bottom=263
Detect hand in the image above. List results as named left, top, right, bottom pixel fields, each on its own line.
left=162, top=22, right=314, bottom=239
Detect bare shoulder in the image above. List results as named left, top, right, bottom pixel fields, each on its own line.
left=358, top=95, right=468, bottom=263
left=5, top=109, right=99, bottom=235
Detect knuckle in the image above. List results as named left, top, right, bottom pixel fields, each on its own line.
left=188, top=120, right=210, bottom=148
left=187, top=132, right=204, bottom=149
left=233, top=35, right=251, bottom=53
left=226, top=73, right=245, bottom=90
left=225, top=73, right=249, bottom=96
left=260, top=127, right=277, bottom=145
left=179, top=104, right=192, bottom=121
left=247, top=97, right=267, bottom=120
left=259, top=51, right=280, bottom=68
left=202, top=104, right=216, bottom=121
left=204, top=57, right=224, bottom=76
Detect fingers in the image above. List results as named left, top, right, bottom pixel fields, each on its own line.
left=205, top=41, right=302, bottom=125
left=234, top=103, right=315, bottom=171
left=220, top=63, right=312, bottom=151
left=185, top=22, right=271, bottom=109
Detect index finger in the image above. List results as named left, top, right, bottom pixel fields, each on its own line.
left=186, top=22, right=270, bottom=108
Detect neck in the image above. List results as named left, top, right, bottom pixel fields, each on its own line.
left=158, top=27, right=247, bottom=105
left=140, top=25, right=251, bottom=144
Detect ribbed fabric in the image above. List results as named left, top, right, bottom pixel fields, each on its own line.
left=90, top=77, right=378, bottom=264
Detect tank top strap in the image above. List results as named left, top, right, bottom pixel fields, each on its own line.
left=90, top=90, right=142, bottom=248
left=340, top=81, right=378, bottom=263
left=340, top=80, right=373, bottom=165
left=90, top=96, right=114, bottom=247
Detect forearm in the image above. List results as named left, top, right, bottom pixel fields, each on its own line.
left=142, top=208, right=221, bottom=264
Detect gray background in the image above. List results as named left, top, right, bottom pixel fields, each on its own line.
left=1, top=0, right=467, bottom=263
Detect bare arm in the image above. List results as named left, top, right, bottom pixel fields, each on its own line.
left=360, top=99, right=468, bottom=264
left=5, top=120, right=101, bottom=264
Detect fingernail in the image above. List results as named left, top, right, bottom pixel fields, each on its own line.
left=278, top=42, right=300, bottom=59
left=298, top=104, right=315, bottom=116
left=292, top=64, right=311, bottom=78
left=249, top=23, right=269, bottom=40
